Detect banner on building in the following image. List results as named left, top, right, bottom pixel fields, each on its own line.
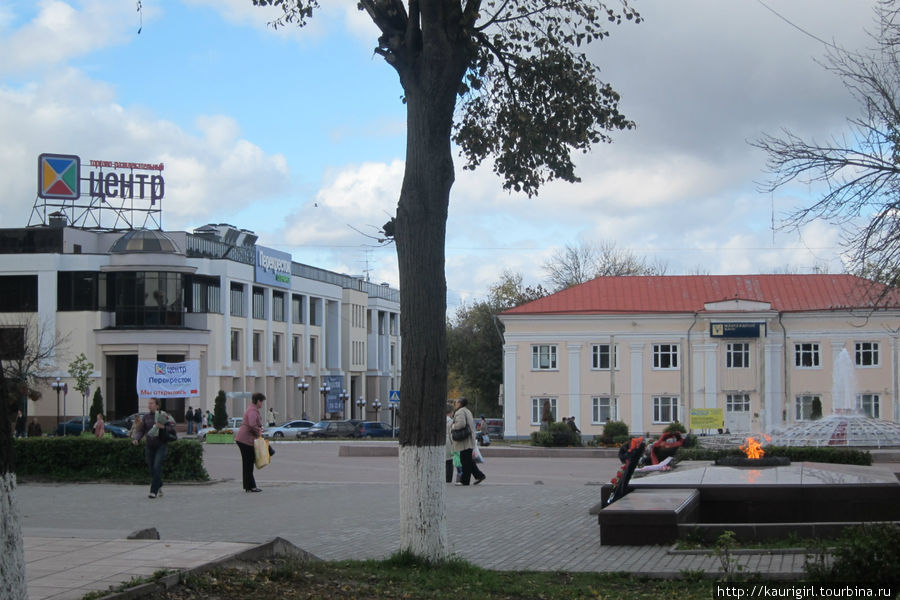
left=137, top=360, right=200, bottom=398
left=324, top=374, right=344, bottom=413
left=689, top=408, right=724, bottom=430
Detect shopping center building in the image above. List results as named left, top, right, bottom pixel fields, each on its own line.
left=0, top=222, right=401, bottom=429
left=498, top=275, right=900, bottom=439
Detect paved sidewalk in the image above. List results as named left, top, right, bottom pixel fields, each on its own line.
left=17, top=442, right=900, bottom=599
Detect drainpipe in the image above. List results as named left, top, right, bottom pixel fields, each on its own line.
left=685, top=313, right=699, bottom=433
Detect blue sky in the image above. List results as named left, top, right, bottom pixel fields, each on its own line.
left=0, top=0, right=878, bottom=310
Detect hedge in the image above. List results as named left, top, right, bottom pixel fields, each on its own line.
left=14, top=436, right=209, bottom=482
left=530, top=422, right=584, bottom=447
left=675, top=445, right=872, bottom=466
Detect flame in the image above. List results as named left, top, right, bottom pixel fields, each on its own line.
left=740, top=436, right=765, bottom=459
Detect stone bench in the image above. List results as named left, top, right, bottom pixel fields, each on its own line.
left=589, top=489, right=700, bottom=546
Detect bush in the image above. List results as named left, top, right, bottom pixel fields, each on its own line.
left=675, top=445, right=871, bottom=466
left=14, top=436, right=209, bottom=482
left=599, top=420, right=629, bottom=444
left=663, top=421, right=686, bottom=434
left=530, top=422, right=583, bottom=447
left=89, top=388, right=104, bottom=428
left=213, top=390, right=228, bottom=430
left=805, top=523, right=900, bottom=586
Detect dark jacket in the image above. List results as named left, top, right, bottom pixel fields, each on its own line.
left=135, top=411, right=175, bottom=448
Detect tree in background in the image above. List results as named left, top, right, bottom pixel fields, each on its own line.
left=254, top=0, right=639, bottom=560
left=89, top=388, right=104, bottom=429
left=753, top=1, right=900, bottom=294
left=448, top=272, right=547, bottom=417
left=213, top=390, right=228, bottom=431
left=543, top=241, right=668, bottom=291
left=67, top=354, right=94, bottom=423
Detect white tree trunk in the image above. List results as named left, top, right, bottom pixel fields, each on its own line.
left=0, top=473, right=26, bottom=600
left=398, top=445, right=447, bottom=561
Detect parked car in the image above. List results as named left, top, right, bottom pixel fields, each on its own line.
left=299, top=420, right=358, bottom=438
left=55, top=417, right=129, bottom=438
left=263, top=419, right=315, bottom=439
left=356, top=421, right=394, bottom=438
left=107, top=412, right=145, bottom=430
left=196, top=417, right=242, bottom=440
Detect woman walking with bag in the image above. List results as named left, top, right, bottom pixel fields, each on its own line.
left=450, top=398, right=485, bottom=486
left=235, top=393, right=265, bottom=493
left=133, top=398, right=176, bottom=499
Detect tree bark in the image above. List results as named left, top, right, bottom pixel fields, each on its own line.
left=393, top=4, right=468, bottom=559
left=1, top=369, right=26, bottom=598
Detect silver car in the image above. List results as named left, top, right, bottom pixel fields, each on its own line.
left=262, top=419, right=314, bottom=439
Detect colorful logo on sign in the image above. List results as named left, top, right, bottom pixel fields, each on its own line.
left=154, top=363, right=167, bottom=375
left=38, top=153, right=80, bottom=199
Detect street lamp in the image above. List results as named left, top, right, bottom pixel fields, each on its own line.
left=356, top=395, right=366, bottom=420
left=320, top=384, right=330, bottom=419
left=297, top=378, right=309, bottom=419
left=51, top=377, right=65, bottom=431
left=371, top=398, right=382, bottom=421
left=338, top=390, right=349, bottom=419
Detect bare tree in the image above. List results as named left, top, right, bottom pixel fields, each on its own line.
left=543, top=241, right=667, bottom=291
left=752, top=0, right=900, bottom=294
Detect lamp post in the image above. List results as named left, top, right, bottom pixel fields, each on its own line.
left=297, top=378, right=309, bottom=419
left=320, top=384, right=330, bottom=419
left=51, top=377, right=65, bottom=431
left=355, top=395, right=366, bottom=420
left=372, top=398, right=382, bottom=422
left=82, top=385, right=91, bottom=427
left=338, top=390, right=349, bottom=419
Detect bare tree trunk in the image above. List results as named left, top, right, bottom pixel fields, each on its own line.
left=1, top=369, right=27, bottom=598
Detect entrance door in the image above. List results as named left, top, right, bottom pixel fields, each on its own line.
left=110, top=355, right=138, bottom=421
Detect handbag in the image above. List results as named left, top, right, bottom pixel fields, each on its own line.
left=254, top=437, right=270, bottom=469
left=451, top=424, right=471, bottom=442
left=162, top=422, right=177, bottom=442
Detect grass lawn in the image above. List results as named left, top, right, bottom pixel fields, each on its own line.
left=157, top=554, right=714, bottom=600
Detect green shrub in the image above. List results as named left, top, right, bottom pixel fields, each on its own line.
left=89, top=388, right=104, bottom=428
left=14, top=436, right=209, bottom=482
left=213, top=390, right=228, bottom=430
left=663, top=421, right=686, bottom=434
left=530, top=422, right=583, bottom=447
left=805, top=523, right=900, bottom=586
left=599, top=420, right=629, bottom=444
left=674, top=445, right=871, bottom=466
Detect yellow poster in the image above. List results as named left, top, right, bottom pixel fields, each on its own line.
left=690, top=408, right=724, bottom=429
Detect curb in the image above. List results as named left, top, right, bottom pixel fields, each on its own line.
left=338, top=445, right=620, bottom=458
left=96, top=537, right=319, bottom=599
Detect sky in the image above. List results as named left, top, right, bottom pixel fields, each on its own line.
left=0, top=0, right=881, bottom=311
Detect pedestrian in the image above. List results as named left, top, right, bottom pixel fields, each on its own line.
left=14, top=410, right=26, bottom=438
left=185, top=407, right=194, bottom=435
left=266, top=406, right=276, bottom=427
left=567, top=416, right=580, bottom=434
left=445, top=404, right=455, bottom=483
left=478, top=415, right=491, bottom=446
left=93, top=413, right=105, bottom=438
left=206, top=410, right=213, bottom=428
left=450, top=398, right=485, bottom=486
left=27, top=418, right=41, bottom=437
left=193, top=406, right=202, bottom=432
left=235, top=392, right=265, bottom=493
left=133, top=398, right=176, bottom=499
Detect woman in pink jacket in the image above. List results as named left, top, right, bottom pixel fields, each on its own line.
left=235, top=392, right=266, bottom=492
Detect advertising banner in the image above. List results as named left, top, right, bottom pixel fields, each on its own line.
left=137, top=360, right=200, bottom=398
left=255, top=245, right=292, bottom=289
left=690, top=408, right=724, bottom=430
left=324, top=374, right=344, bottom=413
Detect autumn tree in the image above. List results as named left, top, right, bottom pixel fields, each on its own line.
left=256, top=0, right=639, bottom=560
left=543, top=241, right=668, bottom=291
left=753, top=0, right=900, bottom=294
left=448, top=272, right=547, bottom=417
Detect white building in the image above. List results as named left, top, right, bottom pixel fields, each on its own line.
left=0, top=223, right=401, bottom=428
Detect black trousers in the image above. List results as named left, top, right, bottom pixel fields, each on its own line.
left=236, top=441, right=257, bottom=490
left=445, top=458, right=454, bottom=483
left=459, top=448, right=484, bottom=485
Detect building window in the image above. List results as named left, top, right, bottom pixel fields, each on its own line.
left=591, top=344, right=617, bottom=370
left=309, top=299, right=319, bottom=326
left=794, top=343, right=820, bottom=368
left=726, top=343, right=750, bottom=368
left=652, top=396, right=680, bottom=423
left=390, top=343, right=396, bottom=366
left=230, top=283, right=245, bottom=317
left=58, top=271, right=99, bottom=311
left=652, top=344, right=679, bottom=370
left=272, top=333, right=282, bottom=363
left=855, top=342, right=879, bottom=367
left=531, top=345, right=558, bottom=370
left=0, top=327, right=26, bottom=360
left=272, top=291, right=285, bottom=322
left=187, top=275, right=221, bottom=314
left=726, top=394, right=751, bottom=412
left=108, top=271, right=183, bottom=328
left=309, top=337, right=317, bottom=364
left=390, top=313, right=398, bottom=335
left=531, top=397, right=557, bottom=425
left=292, top=335, right=300, bottom=364
left=252, top=331, right=262, bottom=362
left=591, top=396, right=616, bottom=423
left=252, top=287, right=266, bottom=320
left=857, top=394, right=880, bottom=418
left=292, top=294, right=304, bottom=324
left=230, top=330, right=240, bottom=362
left=795, top=395, right=820, bottom=420
left=0, top=275, right=38, bottom=312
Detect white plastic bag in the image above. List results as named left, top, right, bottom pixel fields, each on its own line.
left=472, top=441, right=485, bottom=464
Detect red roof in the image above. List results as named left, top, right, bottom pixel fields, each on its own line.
left=501, top=275, right=899, bottom=315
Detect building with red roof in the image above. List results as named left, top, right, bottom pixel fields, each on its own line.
left=497, top=274, right=900, bottom=439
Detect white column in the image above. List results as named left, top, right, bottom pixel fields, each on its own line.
left=567, top=343, right=582, bottom=422
left=630, top=343, right=644, bottom=434
left=503, top=343, right=518, bottom=439
left=764, top=342, right=784, bottom=433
